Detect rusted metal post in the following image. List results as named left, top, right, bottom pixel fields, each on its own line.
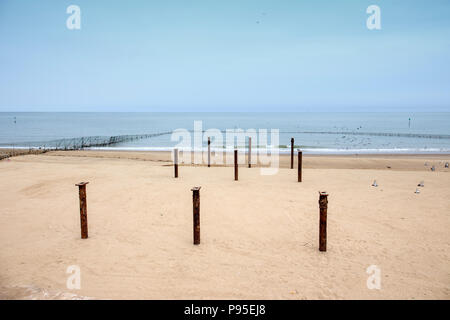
left=248, top=137, right=252, bottom=168
left=318, top=192, right=328, bottom=252
left=174, top=148, right=178, bottom=178
left=290, top=138, right=294, bottom=169
left=207, top=137, right=211, bottom=168
left=298, top=150, right=302, bottom=182
left=234, top=149, right=238, bottom=181
left=75, top=182, right=89, bottom=239
left=191, top=187, right=201, bottom=245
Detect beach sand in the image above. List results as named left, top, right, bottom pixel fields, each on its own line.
left=0, top=151, right=449, bottom=299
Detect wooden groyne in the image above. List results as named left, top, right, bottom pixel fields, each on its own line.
left=1, top=132, right=171, bottom=151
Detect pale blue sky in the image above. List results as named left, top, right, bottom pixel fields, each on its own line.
left=0, top=0, right=449, bottom=111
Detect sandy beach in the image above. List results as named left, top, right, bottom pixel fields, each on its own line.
left=0, top=151, right=449, bottom=299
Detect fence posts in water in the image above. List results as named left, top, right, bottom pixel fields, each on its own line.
left=248, top=137, right=252, bottom=168
left=191, top=187, right=201, bottom=245
left=318, top=192, right=328, bottom=252
left=174, top=148, right=179, bottom=178
left=298, top=150, right=303, bottom=182
left=290, top=138, right=294, bottom=169
left=234, top=150, right=238, bottom=181
left=75, top=182, right=89, bottom=239
left=207, top=137, right=211, bottom=168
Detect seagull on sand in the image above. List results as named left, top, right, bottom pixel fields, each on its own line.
left=417, top=181, right=424, bottom=187
left=372, top=180, right=378, bottom=187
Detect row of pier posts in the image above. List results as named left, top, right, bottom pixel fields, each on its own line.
left=75, top=182, right=328, bottom=250
left=75, top=137, right=328, bottom=251
left=173, top=137, right=303, bottom=182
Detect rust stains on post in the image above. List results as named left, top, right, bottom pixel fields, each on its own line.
left=290, top=138, right=294, bottom=169
left=174, top=148, right=179, bottom=178
left=75, top=182, right=89, bottom=239
left=248, top=137, right=252, bottom=168
left=207, top=137, right=211, bottom=168
left=234, top=149, right=238, bottom=181
left=191, top=187, right=201, bottom=245
left=298, top=150, right=303, bottom=182
left=318, top=192, right=328, bottom=252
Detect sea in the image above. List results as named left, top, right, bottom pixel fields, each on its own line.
left=1, top=112, right=450, bottom=154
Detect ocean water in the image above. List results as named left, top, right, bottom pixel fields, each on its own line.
left=1, top=112, right=450, bottom=154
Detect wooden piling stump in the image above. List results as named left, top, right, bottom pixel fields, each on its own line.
left=318, top=192, right=328, bottom=252
left=174, top=148, right=179, bottom=178
left=298, top=150, right=302, bottom=182
left=290, top=138, right=294, bottom=169
left=234, top=150, right=238, bottom=181
left=75, top=182, right=89, bottom=239
left=191, top=187, right=201, bottom=245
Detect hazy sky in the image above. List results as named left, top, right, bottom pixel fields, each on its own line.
left=0, top=0, right=449, bottom=112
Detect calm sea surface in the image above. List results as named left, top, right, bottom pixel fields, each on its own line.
left=1, top=112, right=450, bottom=154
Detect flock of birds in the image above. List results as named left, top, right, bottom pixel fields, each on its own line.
left=332, top=126, right=374, bottom=148
left=371, top=162, right=449, bottom=194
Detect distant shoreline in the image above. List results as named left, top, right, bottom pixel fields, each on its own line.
left=2, top=146, right=450, bottom=156
left=7, top=149, right=445, bottom=172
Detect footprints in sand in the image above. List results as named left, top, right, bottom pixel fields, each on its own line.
left=20, top=182, right=52, bottom=197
